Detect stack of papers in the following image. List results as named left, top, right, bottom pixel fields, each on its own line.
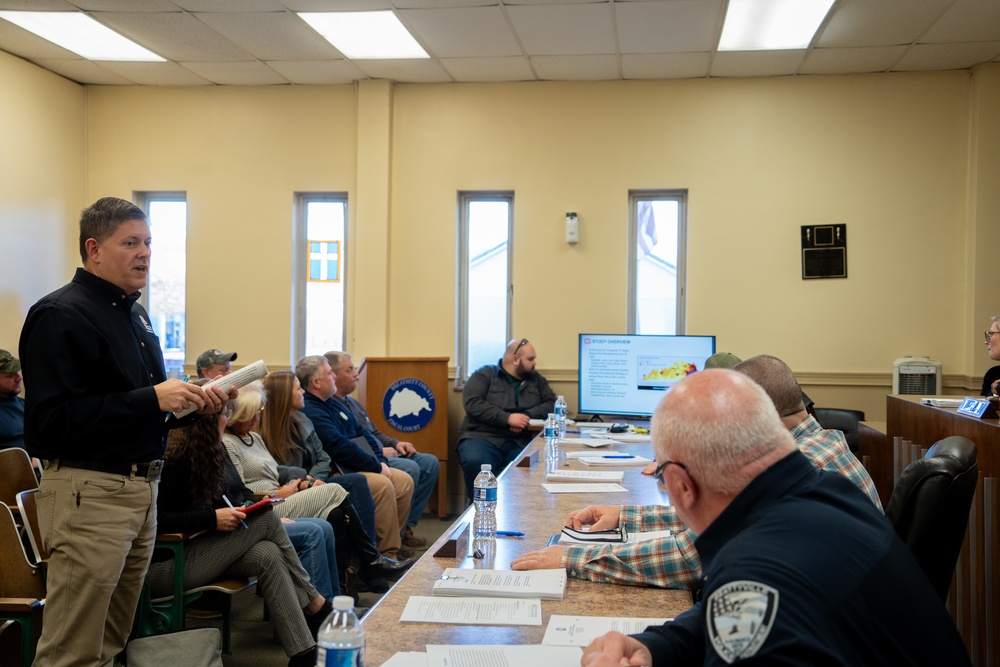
left=559, top=437, right=617, bottom=447
left=578, top=455, right=652, bottom=466
left=400, top=597, right=542, bottom=625
left=920, top=398, right=963, bottom=408
left=541, top=483, right=628, bottom=494
left=432, top=568, right=567, bottom=600
left=566, top=449, right=625, bottom=459
left=545, top=470, right=624, bottom=483
left=608, top=433, right=651, bottom=443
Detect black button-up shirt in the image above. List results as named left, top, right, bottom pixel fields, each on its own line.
left=20, top=268, right=168, bottom=463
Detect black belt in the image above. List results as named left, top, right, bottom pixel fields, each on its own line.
left=57, top=459, right=164, bottom=480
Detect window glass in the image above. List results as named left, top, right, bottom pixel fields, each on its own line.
left=304, top=200, right=346, bottom=357
left=630, top=192, right=687, bottom=335
left=458, top=194, right=512, bottom=383
left=141, top=196, right=187, bottom=378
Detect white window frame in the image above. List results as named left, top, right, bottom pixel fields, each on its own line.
left=293, top=192, right=349, bottom=364
left=456, top=191, right=514, bottom=387
left=626, top=189, right=689, bottom=334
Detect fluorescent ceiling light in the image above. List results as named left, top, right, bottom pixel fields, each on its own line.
left=299, top=11, right=429, bottom=60
left=719, top=0, right=835, bottom=51
left=0, top=11, right=164, bottom=61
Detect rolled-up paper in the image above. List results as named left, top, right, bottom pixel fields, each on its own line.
left=173, top=359, right=269, bottom=418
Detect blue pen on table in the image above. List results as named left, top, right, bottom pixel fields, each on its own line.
left=601, top=455, right=635, bottom=459
left=222, top=494, right=249, bottom=530
left=496, top=531, right=526, bottom=537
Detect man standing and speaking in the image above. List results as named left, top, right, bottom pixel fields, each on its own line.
left=20, top=197, right=231, bottom=667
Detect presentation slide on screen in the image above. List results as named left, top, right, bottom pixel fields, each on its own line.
left=579, top=335, right=715, bottom=417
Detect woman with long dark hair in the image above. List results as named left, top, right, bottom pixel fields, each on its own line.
left=147, top=408, right=326, bottom=667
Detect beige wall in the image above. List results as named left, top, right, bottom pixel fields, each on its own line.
left=3, top=61, right=999, bottom=478
left=0, top=50, right=85, bottom=349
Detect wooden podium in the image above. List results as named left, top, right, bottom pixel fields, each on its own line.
left=355, top=357, right=449, bottom=517
left=859, top=395, right=1000, bottom=666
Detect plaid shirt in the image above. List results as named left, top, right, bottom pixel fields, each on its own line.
left=561, top=414, right=883, bottom=588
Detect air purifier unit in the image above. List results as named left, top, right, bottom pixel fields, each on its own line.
left=892, top=356, right=942, bottom=395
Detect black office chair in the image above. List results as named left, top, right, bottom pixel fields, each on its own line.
left=884, top=436, right=978, bottom=602
left=812, top=407, right=865, bottom=453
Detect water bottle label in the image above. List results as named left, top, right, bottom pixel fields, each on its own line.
left=473, top=487, right=497, bottom=502
left=317, top=646, right=363, bottom=667
left=544, top=425, right=556, bottom=439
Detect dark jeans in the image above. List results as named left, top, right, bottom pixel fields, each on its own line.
left=456, top=438, right=525, bottom=502
left=327, top=472, right=376, bottom=544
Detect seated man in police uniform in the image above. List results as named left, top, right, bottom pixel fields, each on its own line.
left=580, top=369, right=969, bottom=667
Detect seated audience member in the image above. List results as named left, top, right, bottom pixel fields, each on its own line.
left=702, top=351, right=741, bottom=369
left=983, top=315, right=1000, bottom=396
left=0, top=349, right=25, bottom=452
left=326, top=350, right=439, bottom=549
left=196, top=348, right=237, bottom=379
left=223, top=382, right=412, bottom=589
left=150, top=409, right=327, bottom=667
left=511, top=354, right=880, bottom=588
left=457, top=337, right=556, bottom=501
left=282, top=517, right=342, bottom=601
left=297, top=355, right=415, bottom=559
left=580, top=370, right=970, bottom=667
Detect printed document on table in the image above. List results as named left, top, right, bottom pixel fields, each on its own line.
left=432, top=568, right=566, bottom=600
left=566, top=450, right=625, bottom=459
left=609, top=433, right=652, bottom=443
left=542, top=615, right=671, bottom=646
left=545, top=470, right=624, bottom=483
left=578, top=455, right=652, bottom=466
left=559, top=437, right=617, bottom=447
left=426, top=645, right=581, bottom=667
left=380, top=652, right=428, bottom=667
left=542, top=483, right=628, bottom=494
left=400, top=596, right=542, bottom=625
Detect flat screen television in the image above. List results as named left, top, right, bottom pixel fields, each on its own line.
left=578, top=333, right=716, bottom=418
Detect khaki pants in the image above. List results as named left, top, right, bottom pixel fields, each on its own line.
left=33, top=464, right=158, bottom=667
left=359, top=468, right=413, bottom=558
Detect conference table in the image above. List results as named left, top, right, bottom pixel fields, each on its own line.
left=360, top=433, right=694, bottom=666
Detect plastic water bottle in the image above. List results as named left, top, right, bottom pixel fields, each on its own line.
left=554, top=396, right=568, bottom=438
left=316, top=595, right=364, bottom=667
left=472, top=464, right=497, bottom=539
left=544, top=412, right=559, bottom=462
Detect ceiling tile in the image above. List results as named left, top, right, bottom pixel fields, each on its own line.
left=923, top=0, right=1000, bottom=43
left=893, top=41, right=1000, bottom=71
left=531, top=54, right=620, bottom=80
left=266, top=58, right=368, bottom=84
left=173, top=0, right=287, bottom=10
left=0, top=18, right=81, bottom=58
left=799, top=46, right=908, bottom=75
left=195, top=11, right=339, bottom=60
left=816, top=0, right=951, bottom=48
left=352, top=58, right=452, bottom=82
left=69, top=0, right=181, bottom=10
left=439, top=55, right=535, bottom=81
left=276, top=0, right=394, bottom=9
left=180, top=60, right=291, bottom=84
left=96, top=11, right=255, bottom=61
left=0, top=0, right=77, bottom=8
left=710, top=50, right=805, bottom=77
left=621, top=52, right=710, bottom=79
left=97, top=60, right=213, bottom=84
left=31, top=57, right=136, bottom=84
left=616, top=0, right=723, bottom=54
left=507, top=3, right=615, bottom=56
left=399, top=6, right=522, bottom=58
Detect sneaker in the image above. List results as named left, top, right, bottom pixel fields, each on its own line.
left=402, top=526, right=428, bottom=548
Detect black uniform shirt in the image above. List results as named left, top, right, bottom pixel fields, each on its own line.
left=20, top=268, right=168, bottom=463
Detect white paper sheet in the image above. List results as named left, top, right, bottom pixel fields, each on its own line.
left=565, top=450, right=625, bottom=459
left=432, top=568, right=566, bottom=600
left=426, top=645, right=582, bottom=667
left=545, top=470, right=624, bottom=483
left=542, top=483, right=628, bottom=494
left=542, top=615, right=671, bottom=646
left=380, top=652, right=429, bottom=667
left=608, top=433, right=652, bottom=443
left=578, top=455, right=652, bottom=466
left=400, top=596, right=542, bottom=625
left=559, top=437, right=617, bottom=447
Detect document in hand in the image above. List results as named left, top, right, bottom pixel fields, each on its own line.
left=432, top=568, right=567, bottom=600
left=173, top=359, right=269, bottom=418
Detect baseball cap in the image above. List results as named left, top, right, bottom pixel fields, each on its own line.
left=196, top=349, right=237, bottom=371
left=0, top=350, right=20, bottom=373
left=704, top=352, right=742, bottom=370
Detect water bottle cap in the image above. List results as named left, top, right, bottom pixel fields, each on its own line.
left=481, top=464, right=492, bottom=471
left=333, top=595, right=354, bottom=611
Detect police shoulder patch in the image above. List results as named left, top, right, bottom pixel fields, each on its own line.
left=706, top=579, right=779, bottom=664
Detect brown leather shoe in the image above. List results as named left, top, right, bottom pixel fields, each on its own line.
left=402, top=526, right=428, bottom=548
left=396, top=545, right=417, bottom=559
